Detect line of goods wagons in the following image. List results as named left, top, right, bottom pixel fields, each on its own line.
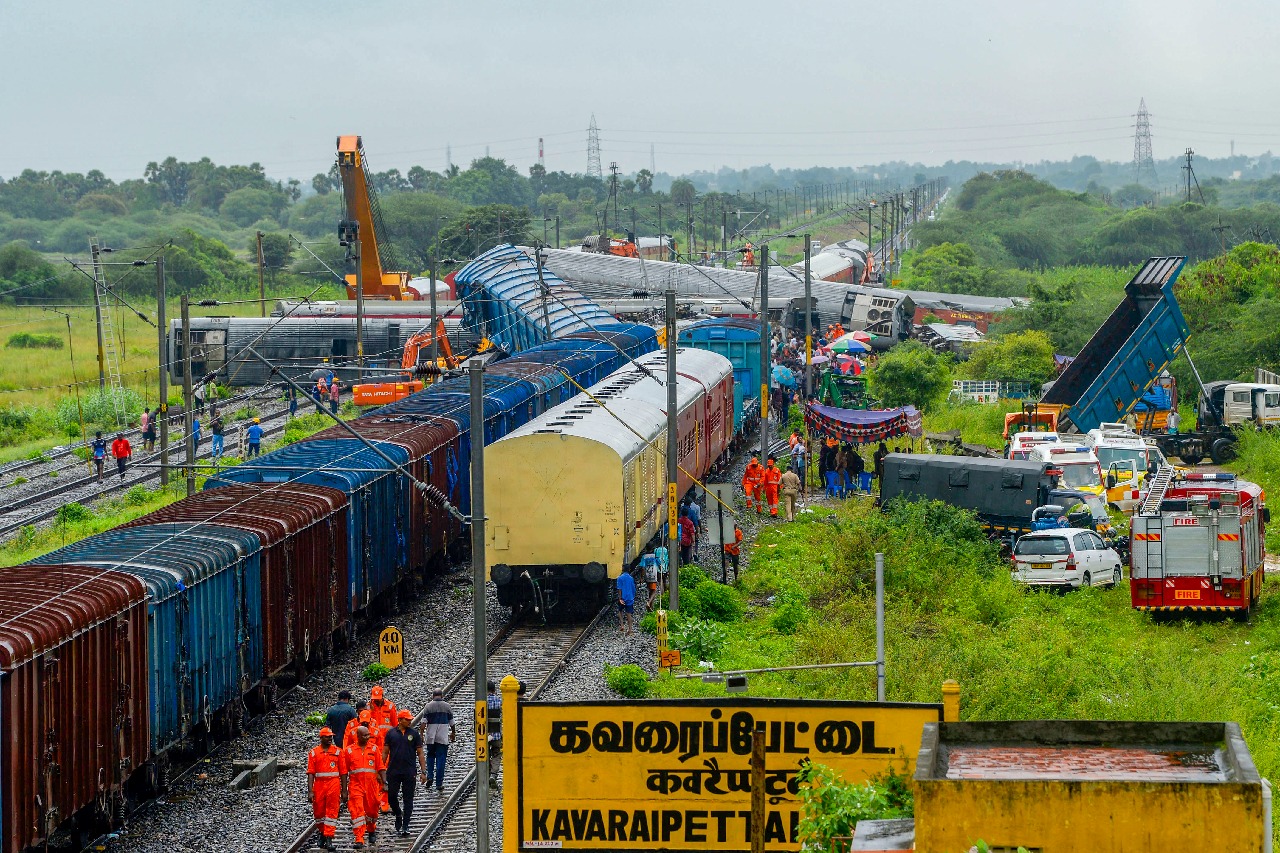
left=0, top=317, right=768, bottom=853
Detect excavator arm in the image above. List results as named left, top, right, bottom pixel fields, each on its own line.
left=336, top=135, right=414, bottom=300
left=401, top=319, right=458, bottom=371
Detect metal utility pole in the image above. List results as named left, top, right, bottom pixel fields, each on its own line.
left=256, top=230, right=266, bottom=317
left=469, top=362, right=490, bottom=853
left=180, top=295, right=195, bottom=497
left=665, top=290, right=680, bottom=611
left=353, top=238, right=365, bottom=377
left=803, top=234, right=813, bottom=400
left=758, top=244, right=769, bottom=460
left=535, top=247, right=552, bottom=336
left=876, top=552, right=886, bottom=702
left=555, top=216, right=560, bottom=250
left=156, top=256, right=170, bottom=486
left=90, top=241, right=106, bottom=389
left=429, top=246, right=439, bottom=373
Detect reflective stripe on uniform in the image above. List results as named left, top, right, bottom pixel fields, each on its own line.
left=314, top=772, right=341, bottom=777
left=352, top=817, right=366, bottom=827
left=351, top=768, right=376, bottom=774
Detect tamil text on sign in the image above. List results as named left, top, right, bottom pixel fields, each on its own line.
left=515, top=698, right=940, bottom=851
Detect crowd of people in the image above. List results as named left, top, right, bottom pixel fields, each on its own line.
left=308, top=683, right=462, bottom=848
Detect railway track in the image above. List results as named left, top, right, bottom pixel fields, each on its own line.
left=0, top=388, right=295, bottom=539
left=282, top=608, right=606, bottom=853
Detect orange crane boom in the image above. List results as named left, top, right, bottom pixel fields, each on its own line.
left=336, top=135, right=415, bottom=300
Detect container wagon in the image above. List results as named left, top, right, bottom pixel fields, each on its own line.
left=677, top=317, right=763, bottom=436
left=485, top=348, right=734, bottom=617
left=1131, top=470, right=1267, bottom=616
left=0, top=567, right=149, bottom=853
left=120, top=483, right=351, bottom=683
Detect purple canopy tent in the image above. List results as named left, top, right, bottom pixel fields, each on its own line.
left=804, top=402, right=922, bottom=445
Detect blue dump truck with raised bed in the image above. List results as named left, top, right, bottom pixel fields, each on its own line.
left=1042, top=256, right=1191, bottom=437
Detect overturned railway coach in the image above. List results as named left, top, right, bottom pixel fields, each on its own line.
left=485, top=348, right=735, bottom=617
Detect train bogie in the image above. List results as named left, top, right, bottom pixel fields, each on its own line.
left=0, top=567, right=149, bottom=853
left=485, top=348, right=734, bottom=617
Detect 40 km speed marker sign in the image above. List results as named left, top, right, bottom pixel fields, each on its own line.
left=379, top=626, right=404, bottom=670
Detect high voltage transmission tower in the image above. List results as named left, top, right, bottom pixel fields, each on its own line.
left=1132, top=98, right=1158, bottom=187
left=586, top=114, right=603, bottom=180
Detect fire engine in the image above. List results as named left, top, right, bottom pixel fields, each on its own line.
left=1130, top=469, right=1268, bottom=616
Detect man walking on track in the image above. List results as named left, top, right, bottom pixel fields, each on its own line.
left=342, top=724, right=386, bottom=848
left=307, top=727, right=347, bottom=849
left=383, top=709, right=427, bottom=836
left=422, top=688, right=456, bottom=792
left=368, top=685, right=397, bottom=812
left=616, top=569, right=637, bottom=633
left=111, top=432, right=132, bottom=481
left=324, top=690, right=357, bottom=748
left=742, top=456, right=764, bottom=513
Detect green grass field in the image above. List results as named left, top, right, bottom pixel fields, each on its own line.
left=649, top=498, right=1280, bottom=848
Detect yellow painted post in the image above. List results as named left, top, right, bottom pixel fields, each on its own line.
left=501, top=674, right=520, bottom=853
left=379, top=626, right=403, bottom=670
left=942, top=679, right=960, bottom=722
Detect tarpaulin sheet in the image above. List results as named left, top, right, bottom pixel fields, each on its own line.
left=804, top=402, right=922, bottom=445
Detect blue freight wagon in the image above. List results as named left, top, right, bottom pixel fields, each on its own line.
left=1042, top=256, right=1190, bottom=435
left=27, top=524, right=264, bottom=754
left=678, top=318, right=763, bottom=431
left=205, top=440, right=411, bottom=613
left=455, top=244, right=617, bottom=353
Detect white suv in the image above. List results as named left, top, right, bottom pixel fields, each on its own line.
left=1011, top=529, right=1124, bottom=590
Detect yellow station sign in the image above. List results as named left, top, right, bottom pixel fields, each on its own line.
left=512, top=698, right=941, bottom=851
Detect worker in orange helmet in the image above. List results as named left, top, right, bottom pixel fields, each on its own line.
left=367, top=685, right=397, bottom=812
left=744, top=242, right=755, bottom=268
left=763, top=456, right=783, bottom=517
left=344, top=708, right=373, bottom=754
left=307, top=727, right=348, bottom=849
left=342, top=724, right=387, bottom=848
left=742, top=457, right=765, bottom=513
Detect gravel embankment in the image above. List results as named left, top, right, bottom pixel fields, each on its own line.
left=104, top=574, right=508, bottom=853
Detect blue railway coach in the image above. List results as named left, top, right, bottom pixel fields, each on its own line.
left=677, top=318, right=764, bottom=431
left=27, top=524, right=264, bottom=754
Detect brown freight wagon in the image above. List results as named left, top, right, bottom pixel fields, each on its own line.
left=0, top=565, right=149, bottom=853
left=122, top=483, right=351, bottom=685
left=305, top=417, right=463, bottom=572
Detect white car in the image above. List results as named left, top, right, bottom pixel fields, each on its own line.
left=1011, top=529, right=1124, bottom=590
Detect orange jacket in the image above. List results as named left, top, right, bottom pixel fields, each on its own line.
left=724, top=527, right=743, bottom=556
left=307, top=744, right=347, bottom=786
left=342, top=740, right=385, bottom=789
left=763, top=463, right=782, bottom=487
left=742, top=461, right=764, bottom=488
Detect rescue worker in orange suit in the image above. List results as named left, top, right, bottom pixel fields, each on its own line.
left=367, top=686, right=397, bottom=812
left=763, top=456, right=783, bottom=517
left=744, top=242, right=755, bottom=268
left=344, top=709, right=374, bottom=762
left=724, top=524, right=744, bottom=580
left=307, top=727, right=348, bottom=849
left=742, top=457, right=765, bottom=513
left=342, top=724, right=387, bottom=848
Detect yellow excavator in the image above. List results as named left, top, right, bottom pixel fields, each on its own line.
left=336, top=135, right=416, bottom=300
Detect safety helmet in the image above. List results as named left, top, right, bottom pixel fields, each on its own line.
left=318, top=727, right=334, bottom=737
left=358, top=710, right=372, bottom=723
left=253, top=417, right=260, bottom=424
left=371, top=685, right=384, bottom=700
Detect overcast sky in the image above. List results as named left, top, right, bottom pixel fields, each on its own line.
left=3, top=0, right=1276, bottom=183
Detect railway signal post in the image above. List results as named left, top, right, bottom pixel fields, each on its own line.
left=470, top=361, right=491, bottom=851
left=180, top=294, right=195, bottom=496
left=666, top=289, right=680, bottom=610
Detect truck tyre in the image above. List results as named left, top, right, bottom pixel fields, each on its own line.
left=1081, top=571, right=1092, bottom=589
left=1210, top=438, right=1236, bottom=465
left=1179, top=453, right=1204, bottom=466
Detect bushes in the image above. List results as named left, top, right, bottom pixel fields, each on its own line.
left=361, top=663, right=392, bottom=681
left=796, top=763, right=913, bottom=851
left=605, top=664, right=649, bottom=698
left=55, top=502, right=91, bottom=524
left=770, top=583, right=810, bottom=635
left=6, top=332, right=63, bottom=349
left=671, top=618, right=727, bottom=662
left=690, top=582, right=744, bottom=622
left=55, top=388, right=143, bottom=432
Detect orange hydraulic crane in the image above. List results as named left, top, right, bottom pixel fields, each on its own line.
left=336, top=135, right=416, bottom=300
left=351, top=319, right=495, bottom=406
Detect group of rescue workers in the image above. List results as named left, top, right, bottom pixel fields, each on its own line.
left=306, top=684, right=463, bottom=848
